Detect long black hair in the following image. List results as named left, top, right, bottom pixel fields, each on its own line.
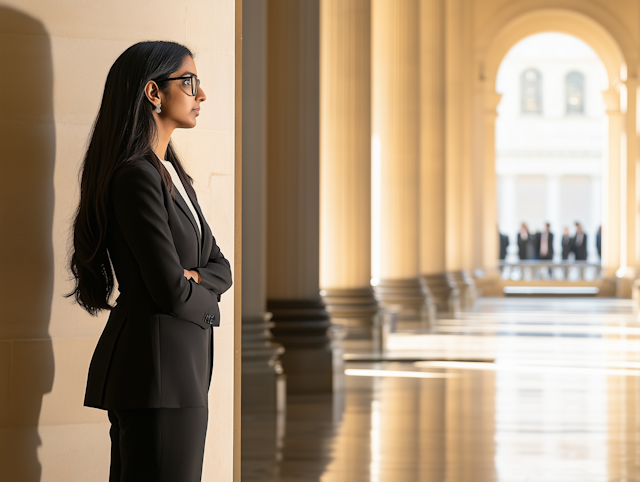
left=67, top=41, right=195, bottom=315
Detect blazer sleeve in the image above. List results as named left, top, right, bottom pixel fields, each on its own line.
left=195, top=237, right=232, bottom=296
left=112, top=161, right=217, bottom=329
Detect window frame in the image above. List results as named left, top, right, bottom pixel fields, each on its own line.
left=565, top=71, right=586, bottom=115
left=520, top=68, right=543, bottom=115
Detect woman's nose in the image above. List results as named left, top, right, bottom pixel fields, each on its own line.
left=197, top=86, right=207, bottom=102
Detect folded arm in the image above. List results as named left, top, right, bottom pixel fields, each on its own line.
left=195, top=236, right=232, bottom=296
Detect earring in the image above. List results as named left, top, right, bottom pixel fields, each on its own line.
left=156, top=103, right=162, bottom=114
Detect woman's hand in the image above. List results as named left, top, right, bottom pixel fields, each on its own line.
left=183, top=269, right=202, bottom=284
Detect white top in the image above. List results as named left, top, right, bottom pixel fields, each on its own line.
left=155, top=153, right=202, bottom=237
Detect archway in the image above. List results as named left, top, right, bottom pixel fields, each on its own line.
left=476, top=8, right=635, bottom=291
left=495, top=33, right=607, bottom=271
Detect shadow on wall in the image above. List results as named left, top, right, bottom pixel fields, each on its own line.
left=0, top=7, right=55, bottom=482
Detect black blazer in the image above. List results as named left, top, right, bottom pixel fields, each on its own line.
left=561, top=235, right=572, bottom=260
left=517, top=233, right=532, bottom=260
left=536, top=231, right=554, bottom=260
left=499, top=233, right=509, bottom=260
left=573, top=233, right=588, bottom=261
left=84, top=157, right=232, bottom=410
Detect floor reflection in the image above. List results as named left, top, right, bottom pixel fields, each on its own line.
left=242, top=298, right=640, bottom=482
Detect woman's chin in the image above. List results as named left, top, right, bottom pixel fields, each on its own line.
left=180, top=119, right=198, bottom=129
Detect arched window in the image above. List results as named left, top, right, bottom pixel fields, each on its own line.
left=566, top=71, right=585, bottom=114
left=521, top=69, right=542, bottom=114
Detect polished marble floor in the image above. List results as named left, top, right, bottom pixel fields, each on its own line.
left=242, top=298, right=640, bottom=482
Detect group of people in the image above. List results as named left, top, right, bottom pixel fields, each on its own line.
left=499, top=222, right=602, bottom=261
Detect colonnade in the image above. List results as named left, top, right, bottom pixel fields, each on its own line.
left=242, top=0, right=478, bottom=403
left=477, top=7, right=640, bottom=301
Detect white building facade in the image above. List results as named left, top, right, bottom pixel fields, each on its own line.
left=496, top=33, right=608, bottom=262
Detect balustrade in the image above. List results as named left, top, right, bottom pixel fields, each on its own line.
left=499, top=261, right=602, bottom=282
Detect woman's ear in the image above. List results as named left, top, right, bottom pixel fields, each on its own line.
left=144, top=80, right=161, bottom=108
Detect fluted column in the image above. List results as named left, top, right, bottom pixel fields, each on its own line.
left=266, top=0, right=335, bottom=393
left=372, top=0, right=433, bottom=322
left=419, top=0, right=459, bottom=315
left=602, top=87, right=622, bottom=280
left=320, top=0, right=379, bottom=344
left=445, top=0, right=476, bottom=306
left=618, top=79, right=638, bottom=297
left=473, top=89, right=504, bottom=297
left=242, top=0, right=285, bottom=409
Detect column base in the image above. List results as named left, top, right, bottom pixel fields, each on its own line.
left=373, top=277, right=435, bottom=323
left=242, top=314, right=286, bottom=411
left=598, top=276, right=617, bottom=297
left=632, top=279, right=640, bottom=303
left=616, top=267, right=636, bottom=298
left=617, top=277, right=634, bottom=298
left=422, top=273, right=460, bottom=315
left=267, top=298, right=336, bottom=394
left=320, top=287, right=380, bottom=342
left=447, top=271, right=477, bottom=308
left=472, top=269, right=503, bottom=297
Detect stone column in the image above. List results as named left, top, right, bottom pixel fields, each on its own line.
left=602, top=87, right=622, bottom=279
left=445, top=0, right=476, bottom=306
left=372, top=0, right=433, bottom=322
left=319, top=0, right=379, bottom=344
left=242, top=0, right=285, bottom=410
left=481, top=91, right=502, bottom=270
left=266, top=0, right=336, bottom=393
left=418, top=0, right=459, bottom=315
left=618, top=79, right=638, bottom=297
left=590, top=175, right=602, bottom=260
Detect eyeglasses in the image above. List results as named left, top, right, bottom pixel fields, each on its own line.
left=157, top=74, right=201, bottom=96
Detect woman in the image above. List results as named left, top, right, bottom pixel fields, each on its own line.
left=67, top=41, right=232, bottom=481
left=517, top=223, right=535, bottom=260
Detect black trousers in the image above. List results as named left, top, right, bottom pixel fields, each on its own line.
left=108, top=407, right=208, bottom=482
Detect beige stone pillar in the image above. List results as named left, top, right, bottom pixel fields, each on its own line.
left=617, top=79, right=638, bottom=297
left=474, top=88, right=504, bottom=297
left=481, top=91, right=503, bottom=273
left=266, top=0, right=335, bottom=393
left=419, top=0, right=459, bottom=314
left=372, top=0, right=433, bottom=322
left=444, top=0, right=476, bottom=307
left=602, top=87, right=622, bottom=280
left=319, top=0, right=379, bottom=344
left=242, top=0, right=285, bottom=410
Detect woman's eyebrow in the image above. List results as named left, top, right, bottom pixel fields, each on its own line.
left=178, top=71, right=197, bottom=77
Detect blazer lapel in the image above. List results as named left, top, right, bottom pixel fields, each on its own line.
left=183, top=185, right=212, bottom=266
left=173, top=189, right=202, bottom=252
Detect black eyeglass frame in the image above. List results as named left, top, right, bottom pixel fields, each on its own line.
left=155, top=74, right=201, bottom=96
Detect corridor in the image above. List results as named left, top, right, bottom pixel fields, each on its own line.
left=243, top=298, right=640, bottom=482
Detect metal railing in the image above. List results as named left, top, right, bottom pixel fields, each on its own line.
left=499, top=260, right=603, bottom=282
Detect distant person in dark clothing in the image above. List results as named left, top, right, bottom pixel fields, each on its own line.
left=561, top=227, right=572, bottom=260
left=596, top=226, right=602, bottom=259
left=517, top=223, right=535, bottom=260
left=499, top=230, right=509, bottom=260
left=573, top=222, right=588, bottom=261
left=536, top=222, right=554, bottom=260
